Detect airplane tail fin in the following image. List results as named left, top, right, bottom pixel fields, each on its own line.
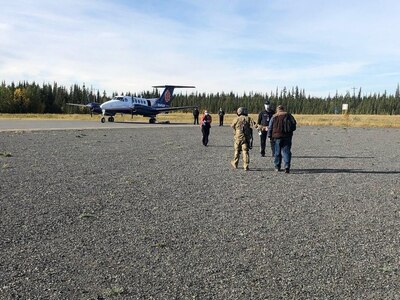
left=153, top=85, right=195, bottom=106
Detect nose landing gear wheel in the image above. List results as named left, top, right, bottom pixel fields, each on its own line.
left=108, top=116, right=114, bottom=122
left=101, top=117, right=105, bottom=123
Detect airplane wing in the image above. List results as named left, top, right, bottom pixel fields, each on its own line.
left=66, top=103, right=91, bottom=108
left=153, top=105, right=198, bottom=113
left=66, top=102, right=102, bottom=115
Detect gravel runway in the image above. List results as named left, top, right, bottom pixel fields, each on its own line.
left=0, top=125, right=399, bottom=299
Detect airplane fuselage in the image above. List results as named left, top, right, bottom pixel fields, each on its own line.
left=68, top=85, right=196, bottom=123
left=101, top=96, right=148, bottom=113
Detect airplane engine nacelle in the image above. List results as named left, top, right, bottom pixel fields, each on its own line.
left=91, top=106, right=102, bottom=114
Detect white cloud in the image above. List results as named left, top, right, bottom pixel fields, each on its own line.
left=0, top=0, right=399, bottom=97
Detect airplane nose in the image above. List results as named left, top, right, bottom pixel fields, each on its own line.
left=101, top=100, right=114, bottom=109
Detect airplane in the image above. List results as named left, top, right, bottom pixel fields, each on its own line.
left=67, top=85, right=196, bottom=123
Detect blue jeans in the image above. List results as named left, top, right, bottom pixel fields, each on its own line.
left=273, top=136, right=292, bottom=170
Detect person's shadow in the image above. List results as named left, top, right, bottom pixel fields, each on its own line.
left=293, top=155, right=375, bottom=159
left=275, top=155, right=399, bottom=174
left=293, top=168, right=400, bottom=174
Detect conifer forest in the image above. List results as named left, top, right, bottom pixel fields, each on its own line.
left=1, top=81, right=399, bottom=115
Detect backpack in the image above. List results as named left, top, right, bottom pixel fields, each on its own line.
left=240, top=116, right=253, bottom=147
left=282, top=113, right=297, bottom=134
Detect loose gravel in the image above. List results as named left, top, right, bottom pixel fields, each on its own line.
left=0, top=125, right=399, bottom=299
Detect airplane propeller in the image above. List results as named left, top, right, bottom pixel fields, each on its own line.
left=131, top=107, right=137, bottom=119
left=89, top=105, right=98, bottom=117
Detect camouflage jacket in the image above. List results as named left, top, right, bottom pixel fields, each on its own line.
left=231, top=115, right=257, bottom=141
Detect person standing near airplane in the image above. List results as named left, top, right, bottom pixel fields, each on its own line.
left=200, top=110, right=212, bottom=146
left=230, top=107, right=258, bottom=171
left=257, top=99, right=275, bottom=157
left=193, top=107, right=199, bottom=125
left=218, top=108, right=225, bottom=126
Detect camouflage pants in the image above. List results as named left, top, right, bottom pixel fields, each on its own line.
left=232, top=138, right=249, bottom=169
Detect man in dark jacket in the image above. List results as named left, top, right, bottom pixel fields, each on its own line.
left=257, top=100, right=275, bottom=157
left=218, top=108, right=225, bottom=126
left=193, top=107, right=200, bottom=124
left=267, top=105, right=297, bottom=173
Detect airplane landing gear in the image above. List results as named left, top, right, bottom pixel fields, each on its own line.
left=101, top=116, right=114, bottom=123
left=149, top=118, right=156, bottom=124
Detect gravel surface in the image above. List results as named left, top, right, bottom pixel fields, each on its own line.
left=0, top=125, right=399, bottom=300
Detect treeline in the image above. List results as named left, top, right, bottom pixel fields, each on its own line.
left=173, top=86, right=400, bottom=115
left=1, top=81, right=399, bottom=115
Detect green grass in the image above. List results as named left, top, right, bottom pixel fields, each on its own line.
left=78, top=213, right=96, bottom=219
left=0, top=152, right=13, bottom=157
left=102, top=286, right=125, bottom=297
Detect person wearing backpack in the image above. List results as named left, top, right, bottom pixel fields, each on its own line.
left=267, top=105, right=297, bottom=173
left=230, top=107, right=258, bottom=171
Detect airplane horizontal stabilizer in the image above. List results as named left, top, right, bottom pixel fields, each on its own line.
left=152, top=85, right=195, bottom=88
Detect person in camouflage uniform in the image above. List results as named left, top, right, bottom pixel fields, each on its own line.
left=230, top=107, right=258, bottom=171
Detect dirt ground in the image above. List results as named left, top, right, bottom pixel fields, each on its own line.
left=1, top=125, right=399, bottom=299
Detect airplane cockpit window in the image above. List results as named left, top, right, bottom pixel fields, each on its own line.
left=113, top=96, right=124, bottom=101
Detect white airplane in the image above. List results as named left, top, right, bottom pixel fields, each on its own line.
left=67, top=85, right=196, bottom=123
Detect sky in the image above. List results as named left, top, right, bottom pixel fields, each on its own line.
left=1, top=0, right=400, bottom=97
